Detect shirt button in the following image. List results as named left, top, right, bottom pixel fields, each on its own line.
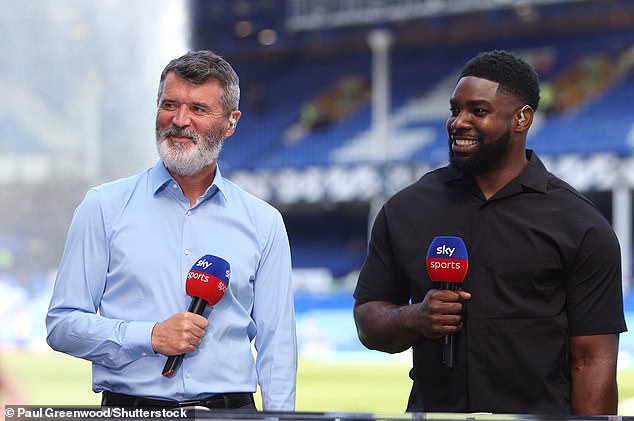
left=186, top=210, right=192, bottom=216
left=186, top=373, right=191, bottom=379
left=184, top=249, right=190, bottom=255
left=172, top=184, right=178, bottom=189
left=141, top=352, right=147, bottom=357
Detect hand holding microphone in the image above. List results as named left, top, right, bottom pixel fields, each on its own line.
left=159, top=255, right=231, bottom=377
left=425, top=236, right=469, bottom=367
left=151, top=312, right=208, bottom=357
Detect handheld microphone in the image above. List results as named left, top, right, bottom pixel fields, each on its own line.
left=426, top=236, right=469, bottom=368
left=162, top=255, right=231, bottom=377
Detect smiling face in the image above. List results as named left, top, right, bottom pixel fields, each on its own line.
left=155, top=71, right=238, bottom=177
left=446, top=76, right=525, bottom=176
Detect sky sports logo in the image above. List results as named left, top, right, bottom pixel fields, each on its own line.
left=194, top=255, right=230, bottom=281
left=426, top=236, right=469, bottom=283
left=187, top=270, right=211, bottom=283
left=187, top=269, right=230, bottom=286
left=196, top=258, right=214, bottom=269
left=186, top=255, right=231, bottom=306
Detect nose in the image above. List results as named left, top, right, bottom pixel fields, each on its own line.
left=172, top=104, right=191, bottom=127
left=448, top=111, right=470, bottom=132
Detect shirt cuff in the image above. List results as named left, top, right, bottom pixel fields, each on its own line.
left=123, top=321, right=158, bottom=359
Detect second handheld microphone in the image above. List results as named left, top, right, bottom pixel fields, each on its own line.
left=426, top=236, right=469, bottom=368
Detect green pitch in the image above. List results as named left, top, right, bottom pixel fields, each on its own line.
left=2, top=350, right=634, bottom=415
left=0, top=350, right=410, bottom=412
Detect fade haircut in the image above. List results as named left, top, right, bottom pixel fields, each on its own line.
left=157, top=50, right=240, bottom=115
left=459, top=50, right=540, bottom=111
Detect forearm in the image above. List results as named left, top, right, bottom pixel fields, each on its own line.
left=253, top=242, right=297, bottom=410
left=46, top=308, right=155, bottom=368
left=255, top=316, right=297, bottom=411
left=571, top=362, right=618, bottom=415
left=257, top=353, right=297, bottom=411
left=353, top=300, right=423, bottom=353
left=570, top=334, right=619, bottom=415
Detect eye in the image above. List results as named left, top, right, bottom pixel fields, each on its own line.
left=472, top=107, right=488, bottom=116
left=160, top=101, right=178, bottom=111
left=190, top=105, right=211, bottom=115
left=449, top=106, right=459, bottom=117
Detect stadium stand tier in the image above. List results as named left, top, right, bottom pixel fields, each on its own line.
left=186, top=1, right=634, bottom=285
left=215, top=27, right=634, bottom=171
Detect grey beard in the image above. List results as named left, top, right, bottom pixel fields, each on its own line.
left=156, top=127, right=224, bottom=177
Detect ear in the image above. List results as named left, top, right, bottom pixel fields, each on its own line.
left=225, top=110, right=242, bottom=136
left=515, top=105, right=533, bottom=132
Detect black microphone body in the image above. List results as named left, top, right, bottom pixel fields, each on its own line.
left=162, top=297, right=208, bottom=377
left=187, top=296, right=207, bottom=316
left=439, top=282, right=458, bottom=368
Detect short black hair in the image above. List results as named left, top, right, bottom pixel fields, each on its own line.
left=459, top=50, right=540, bottom=111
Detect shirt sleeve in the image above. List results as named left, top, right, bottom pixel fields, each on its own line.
left=251, top=210, right=297, bottom=411
left=566, top=217, right=627, bottom=336
left=354, top=206, right=410, bottom=304
left=45, top=189, right=156, bottom=369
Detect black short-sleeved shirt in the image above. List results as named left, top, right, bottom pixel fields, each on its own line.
left=354, top=151, right=627, bottom=415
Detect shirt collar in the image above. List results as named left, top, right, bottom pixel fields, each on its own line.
left=150, top=160, right=228, bottom=203
left=514, top=150, right=549, bottom=194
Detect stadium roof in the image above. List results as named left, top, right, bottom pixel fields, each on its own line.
left=191, top=0, right=634, bottom=56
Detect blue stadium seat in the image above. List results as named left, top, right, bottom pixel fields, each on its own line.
left=221, top=27, right=634, bottom=174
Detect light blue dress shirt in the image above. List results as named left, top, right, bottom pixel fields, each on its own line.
left=46, top=161, right=297, bottom=411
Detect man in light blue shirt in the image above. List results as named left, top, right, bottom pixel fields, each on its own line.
left=46, top=51, right=297, bottom=411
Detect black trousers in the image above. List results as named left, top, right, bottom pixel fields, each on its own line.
left=101, top=391, right=256, bottom=411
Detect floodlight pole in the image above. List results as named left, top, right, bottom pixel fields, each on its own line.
left=367, top=28, right=392, bottom=165
left=614, top=181, right=632, bottom=294
left=367, top=28, right=393, bottom=240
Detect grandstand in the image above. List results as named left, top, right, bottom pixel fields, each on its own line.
left=188, top=0, right=634, bottom=293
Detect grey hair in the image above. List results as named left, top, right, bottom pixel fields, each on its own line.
left=157, top=50, right=240, bottom=115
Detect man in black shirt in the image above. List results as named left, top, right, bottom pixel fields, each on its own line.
left=353, top=50, right=626, bottom=416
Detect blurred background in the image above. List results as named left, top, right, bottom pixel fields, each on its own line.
left=2, top=0, right=634, bottom=414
